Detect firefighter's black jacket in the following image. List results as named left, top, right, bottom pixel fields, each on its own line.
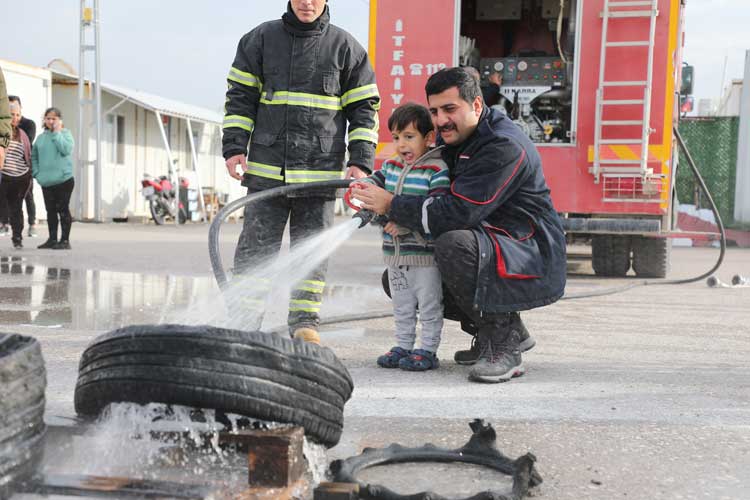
left=222, top=4, right=380, bottom=193
left=389, top=107, right=567, bottom=313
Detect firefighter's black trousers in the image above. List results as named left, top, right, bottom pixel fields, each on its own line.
left=234, top=189, right=334, bottom=332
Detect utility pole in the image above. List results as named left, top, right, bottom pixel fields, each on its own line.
left=77, top=0, right=103, bottom=222
left=735, top=50, right=750, bottom=224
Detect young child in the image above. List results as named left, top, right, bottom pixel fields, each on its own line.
left=359, top=103, right=450, bottom=371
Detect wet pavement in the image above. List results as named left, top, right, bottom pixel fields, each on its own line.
left=2, top=221, right=750, bottom=499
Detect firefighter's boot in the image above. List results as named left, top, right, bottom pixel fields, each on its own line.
left=454, top=312, right=534, bottom=365
left=467, top=318, right=524, bottom=383
left=293, top=327, right=321, bottom=345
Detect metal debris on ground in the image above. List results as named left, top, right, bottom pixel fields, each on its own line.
left=322, top=419, right=542, bottom=500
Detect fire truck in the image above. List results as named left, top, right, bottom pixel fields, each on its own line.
left=369, top=0, right=687, bottom=278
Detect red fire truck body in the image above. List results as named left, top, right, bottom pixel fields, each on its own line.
left=369, top=0, right=686, bottom=277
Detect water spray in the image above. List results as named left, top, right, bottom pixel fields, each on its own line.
left=209, top=180, right=353, bottom=287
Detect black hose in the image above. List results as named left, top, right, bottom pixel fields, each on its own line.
left=209, top=129, right=726, bottom=326
left=561, top=125, right=727, bottom=300
left=208, top=179, right=353, bottom=287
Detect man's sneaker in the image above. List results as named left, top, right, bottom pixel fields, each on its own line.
left=12, top=239, right=23, bottom=249
left=468, top=344, right=524, bottom=383
left=454, top=313, right=535, bottom=366
left=293, top=327, right=320, bottom=345
left=28, top=225, right=37, bottom=238
left=454, top=335, right=485, bottom=365
left=511, top=312, right=536, bottom=353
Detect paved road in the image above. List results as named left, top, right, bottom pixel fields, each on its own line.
left=2, top=221, right=749, bottom=499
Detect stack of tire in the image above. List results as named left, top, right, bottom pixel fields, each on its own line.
left=74, top=325, right=354, bottom=448
left=0, top=334, right=46, bottom=499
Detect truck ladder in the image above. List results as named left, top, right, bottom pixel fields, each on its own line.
left=592, top=0, right=659, bottom=185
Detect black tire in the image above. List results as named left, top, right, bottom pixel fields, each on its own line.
left=74, top=324, right=354, bottom=448
left=149, top=199, right=168, bottom=225
left=591, top=235, right=631, bottom=277
left=631, top=236, right=671, bottom=278
left=0, top=334, right=46, bottom=500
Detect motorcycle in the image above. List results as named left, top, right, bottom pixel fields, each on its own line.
left=141, top=174, right=188, bottom=225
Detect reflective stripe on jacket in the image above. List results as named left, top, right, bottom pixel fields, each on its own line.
left=222, top=6, right=380, bottom=192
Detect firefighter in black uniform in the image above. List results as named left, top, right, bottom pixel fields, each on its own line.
left=223, top=0, right=380, bottom=345
left=353, top=67, right=566, bottom=383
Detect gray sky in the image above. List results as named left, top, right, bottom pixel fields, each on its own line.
left=1, top=1, right=747, bottom=111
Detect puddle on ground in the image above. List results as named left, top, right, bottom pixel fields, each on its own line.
left=0, top=256, right=388, bottom=331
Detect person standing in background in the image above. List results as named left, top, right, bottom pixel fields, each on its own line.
left=0, top=102, right=33, bottom=249
left=32, top=107, right=75, bottom=250
left=8, top=95, right=38, bottom=238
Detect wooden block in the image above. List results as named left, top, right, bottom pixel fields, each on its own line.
left=220, top=427, right=305, bottom=488
left=234, top=479, right=310, bottom=500
left=313, top=482, right=359, bottom=500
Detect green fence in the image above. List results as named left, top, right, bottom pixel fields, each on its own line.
left=676, top=117, right=738, bottom=226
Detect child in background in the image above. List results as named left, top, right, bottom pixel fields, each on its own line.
left=358, top=103, right=450, bottom=371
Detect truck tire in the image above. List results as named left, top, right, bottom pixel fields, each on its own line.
left=0, top=334, right=46, bottom=500
left=591, top=235, right=631, bottom=277
left=74, top=324, right=354, bottom=448
left=632, top=236, right=671, bottom=278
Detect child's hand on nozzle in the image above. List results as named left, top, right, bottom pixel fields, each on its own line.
left=383, top=222, right=400, bottom=237
left=346, top=182, right=366, bottom=209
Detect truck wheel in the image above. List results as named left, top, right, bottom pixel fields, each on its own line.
left=632, top=237, right=671, bottom=278
left=0, top=334, right=46, bottom=499
left=591, top=235, right=631, bottom=277
left=74, top=324, right=354, bottom=448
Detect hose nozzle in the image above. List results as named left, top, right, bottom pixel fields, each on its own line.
left=352, top=209, right=387, bottom=228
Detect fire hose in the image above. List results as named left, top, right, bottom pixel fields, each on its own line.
left=208, top=128, right=731, bottom=328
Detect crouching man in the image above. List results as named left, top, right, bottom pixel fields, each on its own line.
left=353, top=67, right=566, bottom=383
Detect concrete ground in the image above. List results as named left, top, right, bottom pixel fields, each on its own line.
left=1, top=220, right=749, bottom=499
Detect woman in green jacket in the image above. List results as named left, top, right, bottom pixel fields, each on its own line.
left=32, top=107, right=75, bottom=250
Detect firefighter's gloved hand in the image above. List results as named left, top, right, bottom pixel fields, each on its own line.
left=352, top=209, right=388, bottom=229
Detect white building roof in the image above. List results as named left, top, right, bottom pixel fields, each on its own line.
left=51, top=70, right=222, bottom=124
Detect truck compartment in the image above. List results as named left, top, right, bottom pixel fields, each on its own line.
left=459, top=0, right=578, bottom=144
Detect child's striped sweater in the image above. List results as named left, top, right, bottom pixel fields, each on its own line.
left=364, top=147, right=450, bottom=266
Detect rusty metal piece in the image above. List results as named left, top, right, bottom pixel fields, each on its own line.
left=329, top=419, right=542, bottom=500
left=220, top=427, right=305, bottom=488
left=314, top=482, right=360, bottom=500
left=18, top=474, right=216, bottom=499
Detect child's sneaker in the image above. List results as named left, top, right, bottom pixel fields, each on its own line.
left=377, top=346, right=411, bottom=368
left=399, top=349, right=439, bottom=371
